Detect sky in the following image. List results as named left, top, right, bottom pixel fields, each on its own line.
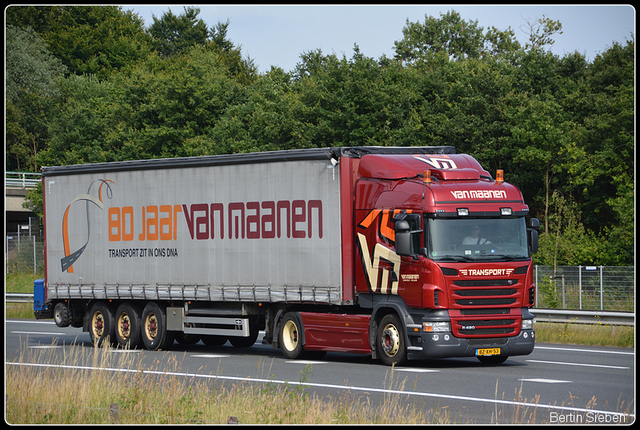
left=124, top=4, right=635, bottom=73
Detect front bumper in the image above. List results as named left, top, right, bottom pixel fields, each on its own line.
left=407, top=328, right=535, bottom=360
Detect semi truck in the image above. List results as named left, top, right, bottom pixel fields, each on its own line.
left=34, top=146, right=539, bottom=365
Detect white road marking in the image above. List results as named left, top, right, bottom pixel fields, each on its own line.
left=285, top=360, right=328, bottom=365
left=29, top=345, right=63, bottom=349
left=527, top=359, right=630, bottom=370
left=535, top=346, right=634, bottom=355
left=6, top=320, right=57, bottom=324
left=8, top=361, right=630, bottom=419
left=393, top=368, right=439, bottom=373
left=190, top=354, right=230, bottom=359
left=519, top=378, right=572, bottom=384
left=12, top=331, right=69, bottom=336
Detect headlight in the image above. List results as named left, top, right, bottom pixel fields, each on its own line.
left=521, top=319, right=535, bottom=330
left=423, top=321, right=450, bottom=332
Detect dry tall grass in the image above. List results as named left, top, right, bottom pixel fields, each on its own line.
left=6, top=340, right=460, bottom=425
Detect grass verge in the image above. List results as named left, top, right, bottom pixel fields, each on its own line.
left=6, top=341, right=460, bottom=424
left=534, top=321, right=634, bottom=348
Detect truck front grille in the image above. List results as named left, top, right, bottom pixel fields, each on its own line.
left=448, top=277, right=524, bottom=338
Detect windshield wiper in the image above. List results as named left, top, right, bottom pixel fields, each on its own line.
left=496, top=255, right=528, bottom=261
left=476, top=254, right=528, bottom=261
left=434, top=255, right=476, bottom=262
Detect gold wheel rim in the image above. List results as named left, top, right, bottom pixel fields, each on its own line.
left=145, top=313, right=158, bottom=340
left=118, top=314, right=131, bottom=339
left=91, top=311, right=104, bottom=338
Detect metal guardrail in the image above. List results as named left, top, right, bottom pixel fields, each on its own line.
left=531, top=308, right=635, bottom=326
left=6, top=293, right=635, bottom=326
left=6, top=293, right=35, bottom=303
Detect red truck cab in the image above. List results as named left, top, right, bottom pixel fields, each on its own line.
left=345, top=151, right=539, bottom=365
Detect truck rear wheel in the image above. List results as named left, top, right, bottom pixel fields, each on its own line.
left=88, top=302, right=115, bottom=347
left=114, top=303, right=142, bottom=349
left=141, top=302, right=173, bottom=351
left=279, top=312, right=304, bottom=359
left=377, top=314, right=406, bottom=366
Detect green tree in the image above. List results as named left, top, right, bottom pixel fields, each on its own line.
left=147, top=6, right=208, bottom=57
left=208, top=67, right=306, bottom=154
left=520, top=14, right=563, bottom=51
left=559, top=40, right=634, bottom=264
left=394, top=10, right=486, bottom=62
left=37, top=74, right=114, bottom=166
left=38, top=45, right=243, bottom=166
left=393, top=10, right=522, bottom=63
left=508, top=95, right=575, bottom=235
left=207, top=19, right=258, bottom=85
left=6, top=25, right=67, bottom=171
left=533, top=191, right=602, bottom=267
left=146, top=9, right=257, bottom=83
left=6, top=5, right=152, bottom=81
left=291, top=46, right=425, bottom=148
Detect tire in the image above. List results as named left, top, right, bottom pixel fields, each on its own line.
left=229, top=319, right=259, bottom=348
left=176, top=332, right=201, bottom=345
left=377, top=314, right=407, bottom=366
left=53, top=302, right=71, bottom=328
left=477, top=355, right=508, bottom=365
left=114, top=303, right=143, bottom=349
left=140, top=302, right=173, bottom=351
left=202, top=335, right=228, bottom=347
left=279, top=312, right=305, bottom=359
left=88, top=302, right=115, bottom=347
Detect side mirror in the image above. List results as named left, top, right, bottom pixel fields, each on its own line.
left=530, top=218, right=540, bottom=229
left=395, top=220, right=413, bottom=257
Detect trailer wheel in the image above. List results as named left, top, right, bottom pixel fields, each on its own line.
left=280, top=312, right=304, bottom=359
left=88, top=302, right=115, bottom=347
left=141, top=302, right=173, bottom=351
left=377, top=314, right=406, bottom=366
left=53, top=302, right=71, bottom=328
left=114, top=303, right=142, bottom=349
left=229, top=319, right=259, bottom=348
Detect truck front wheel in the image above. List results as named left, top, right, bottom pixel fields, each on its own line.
left=377, top=314, right=406, bottom=366
left=141, top=302, right=173, bottom=351
left=114, top=303, right=142, bottom=349
left=88, top=302, right=115, bottom=347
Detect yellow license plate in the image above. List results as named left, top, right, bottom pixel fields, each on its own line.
left=476, top=348, right=501, bottom=356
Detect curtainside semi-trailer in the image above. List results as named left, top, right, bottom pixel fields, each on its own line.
left=35, top=146, right=539, bottom=365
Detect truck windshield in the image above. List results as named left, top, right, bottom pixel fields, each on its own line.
left=426, top=217, right=529, bottom=261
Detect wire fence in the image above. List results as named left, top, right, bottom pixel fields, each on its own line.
left=534, top=265, right=635, bottom=312
left=5, top=236, right=635, bottom=312
left=6, top=235, right=45, bottom=275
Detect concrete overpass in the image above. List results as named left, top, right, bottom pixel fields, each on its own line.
left=6, top=172, right=41, bottom=235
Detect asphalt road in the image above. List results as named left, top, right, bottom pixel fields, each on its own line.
left=5, top=319, right=635, bottom=424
